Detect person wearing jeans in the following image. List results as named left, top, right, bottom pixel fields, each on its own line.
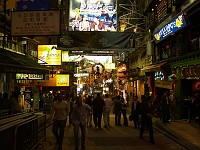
left=72, top=96, right=92, bottom=150
left=49, top=93, right=69, bottom=150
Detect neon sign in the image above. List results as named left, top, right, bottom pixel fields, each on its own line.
left=154, top=14, right=186, bottom=42
left=155, top=71, right=164, bottom=80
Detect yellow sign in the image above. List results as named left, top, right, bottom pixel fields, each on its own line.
left=38, top=45, right=61, bottom=65
left=56, top=75, right=69, bottom=86
left=105, top=63, right=115, bottom=69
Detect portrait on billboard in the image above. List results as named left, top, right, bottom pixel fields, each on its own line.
left=38, top=45, right=61, bottom=66
left=69, top=0, right=117, bottom=32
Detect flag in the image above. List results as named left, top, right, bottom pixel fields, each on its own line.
left=16, top=0, right=50, bottom=11
left=0, top=0, right=17, bottom=11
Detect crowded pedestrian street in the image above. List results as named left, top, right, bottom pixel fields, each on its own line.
left=33, top=115, right=200, bottom=150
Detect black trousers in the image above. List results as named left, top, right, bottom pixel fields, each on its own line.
left=121, top=109, right=128, bottom=126
left=52, top=119, right=67, bottom=147
left=93, top=112, right=103, bottom=128
left=114, top=111, right=121, bottom=125
left=140, top=115, right=154, bottom=143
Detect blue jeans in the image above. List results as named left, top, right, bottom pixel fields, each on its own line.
left=74, top=122, right=86, bottom=150
left=52, top=119, right=67, bottom=147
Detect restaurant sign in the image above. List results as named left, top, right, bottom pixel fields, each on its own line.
left=155, top=80, right=172, bottom=89
left=16, top=74, right=44, bottom=80
left=154, top=14, right=186, bottom=42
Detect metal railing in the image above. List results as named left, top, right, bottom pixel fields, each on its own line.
left=0, top=113, right=47, bottom=150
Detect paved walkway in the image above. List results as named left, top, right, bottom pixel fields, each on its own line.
left=154, top=119, right=200, bottom=150
left=33, top=114, right=200, bottom=150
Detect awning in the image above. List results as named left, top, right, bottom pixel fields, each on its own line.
left=0, top=48, right=49, bottom=74
left=141, top=62, right=168, bottom=72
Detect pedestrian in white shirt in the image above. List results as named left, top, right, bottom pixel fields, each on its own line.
left=103, top=94, right=113, bottom=128
left=49, top=93, right=69, bottom=150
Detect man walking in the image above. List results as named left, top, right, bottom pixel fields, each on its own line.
left=114, top=95, right=122, bottom=126
left=103, top=94, right=113, bottom=128
left=139, top=95, right=155, bottom=144
left=49, top=93, right=69, bottom=150
left=72, top=96, right=92, bottom=150
left=92, top=93, right=105, bottom=129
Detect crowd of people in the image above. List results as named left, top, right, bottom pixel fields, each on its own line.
left=5, top=88, right=200, bottom=150
left=48, top=92, right=156, bottom=150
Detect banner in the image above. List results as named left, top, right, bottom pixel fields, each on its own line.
left=59, top=31, right=134, bottom=51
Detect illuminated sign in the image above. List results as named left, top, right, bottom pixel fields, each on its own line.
left=16, top=74, right=44, bottom=80
left=62, top=51, right=81, bottom=62
left=105, top=63, right=115, bottom=69
left=154, top=14, right=187, bottom=42
left=74, top=73, right=89, bottom=77
left=69, top=0, right=117, bottom=32
left=56, top=74, right=69, bottom=86
left=154, top=71, right=164, bottom=80
left=38, top=45, right=61, bottom=65
left=68, top=50, right=117, bottom=55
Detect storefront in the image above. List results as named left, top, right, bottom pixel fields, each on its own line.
left=173, top=64, right=200, bottom=120
left=141, top=61, right=172, bottom=98
left=0, top=48, right=50, bottom=111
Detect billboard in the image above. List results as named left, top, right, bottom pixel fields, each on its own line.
left=11, top=10, right=60, bottom=36
left=154, top=14, right=187, bottom=43
left=38, top=45, right=61, bottom=66
left=56, top=74, right=69, bottom=86
left=69, top=0, right=117, bottom=31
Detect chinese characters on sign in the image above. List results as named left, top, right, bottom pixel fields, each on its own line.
left=11, top=10, right=60, bottom=36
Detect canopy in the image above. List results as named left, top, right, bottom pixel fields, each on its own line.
left=0, top=48, right=49, bottom=74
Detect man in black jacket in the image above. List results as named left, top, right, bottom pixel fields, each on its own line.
left=92, top=93, right=105, bottom=129
left=139, top=95, right=155, bottom=144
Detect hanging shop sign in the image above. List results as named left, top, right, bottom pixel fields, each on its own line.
left=105, top=63, right=116, bottom=69
left=74, top=73, right=89, bottom=77
left=154, top=71, right=164, bottom=80
left=56, top=74, right=69, bottom=86
left=38, top=45, right=61, bottom=65
left=154, top=14, right=187, bottom=42
left=11, top=10, right=60, bottom=36
left=16, top=73, right=44, bottom=80
left=155, top=80, right=172, bottom=89
left=68, top=50, right=117, bottom=56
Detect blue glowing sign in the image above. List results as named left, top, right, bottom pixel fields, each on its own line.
left=154, top=14, right=187, bottom=42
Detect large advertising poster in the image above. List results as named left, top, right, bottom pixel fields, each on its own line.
left=38, top=45, right=61, bottom=65
left=69, top=0, right=117, bottom=32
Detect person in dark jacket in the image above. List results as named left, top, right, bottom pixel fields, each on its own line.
left=85, top=95, right=93, bottom=126
left=139, top=95, right=155, bottom=144
left=114, top=95, right=122, bottom=126
left=131, top=96, right=141, bottom=128
left=92, top=93, right=105, bottom=129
